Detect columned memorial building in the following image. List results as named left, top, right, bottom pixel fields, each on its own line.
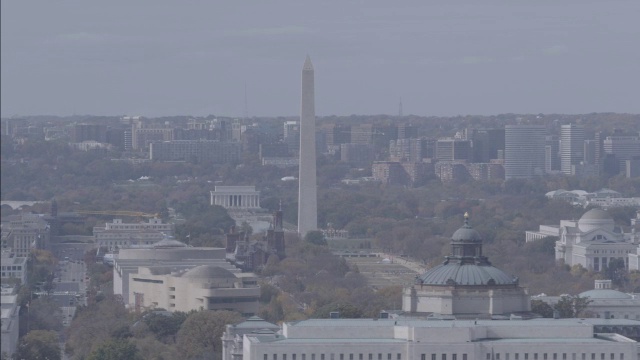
left=211, top=186, right=261, bottom=209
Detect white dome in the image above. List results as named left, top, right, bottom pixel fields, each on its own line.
left=578, top=209, right=614, bottom=233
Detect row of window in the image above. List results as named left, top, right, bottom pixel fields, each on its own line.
left=484, top=353, right=625, bottom=360
left=262, top=353, right=627, bottom=360
left=265, top=353, right=403, bottom=360
left=132, top=277, right=163, bottom=284
left=0, top=266, right=23, bottom=271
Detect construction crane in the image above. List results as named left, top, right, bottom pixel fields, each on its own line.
left=74, top=210, right=159, bottom=218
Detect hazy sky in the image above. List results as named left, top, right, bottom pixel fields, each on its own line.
left=2, top=1, right=639, bottom=118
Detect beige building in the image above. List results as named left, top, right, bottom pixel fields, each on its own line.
left=1, top=214, right=50, bottom=257
left=129, top=265, right=259, bottom=315
left=403, top=215, right=530, bottom=317
left=94, top=218, right=173, bottom=249
left=113, top=237, right=248, bottom=307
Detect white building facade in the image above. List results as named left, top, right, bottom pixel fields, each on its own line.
left=232, top=318, right=638, bottom=360
left=211, top=186, right=261, bottom=209
left=554, top=209, right=638, bottom=271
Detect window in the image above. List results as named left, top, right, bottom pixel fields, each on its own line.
left=544, top=354, right=547, bottom=360
left=554, top=354, right=557, bottom=360
left=534, top=354, right=538, bottom=360
left=388, top=355, right=392, bottom=360
left=453, top=355, right=457, bottom=360
left=303, top=355, right=306, bottom=360
left=359, top=355, right=363, bottom=360
left=496, top=354, right=500, bottom=360
left=421, top=355, right=425, bottom=360
left=433, top=355, right=437, bottom=360
left=321, top=355, right=325, bottom=360
left=265, top=355, right=268, bottom=360
left=463, top=356, right=468, bottom=360
left=274, top=355, right=277, bottom=360
left=294, top=355, right=297, bottom=360
left=284, top=355, right=287, bottom=360
left=312, top=355, right=316, bottom=360
left=397, top=355, right=401, bottom=360
left=369, top=355, right=373, bottom=360
left=350, top=355, right=353, bottom=360
left=442, top=356, right=447, bottom=360
left=524, top=355, right=528, bottom=360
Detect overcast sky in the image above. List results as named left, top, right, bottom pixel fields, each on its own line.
left=2, top=1, right=639, bottom=118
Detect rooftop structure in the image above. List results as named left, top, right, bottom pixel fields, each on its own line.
left=404, top=213, right=530, bottom=317
left=227, top=318, right=638, bottom=360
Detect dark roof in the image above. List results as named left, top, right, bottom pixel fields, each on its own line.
left=182, top=265, right=236, bottom=279
left=419, top=263, right=517, bottom=286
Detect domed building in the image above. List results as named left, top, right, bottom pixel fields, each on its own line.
left=555, top=208, right=636, bottom=271
left=579, top=280, right=640, bottom=320
left=403, top=214, right=530, bottom=318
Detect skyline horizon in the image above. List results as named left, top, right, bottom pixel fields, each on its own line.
left=3, top=2, right=640, bottom=118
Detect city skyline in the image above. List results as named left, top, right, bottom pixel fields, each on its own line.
left=2, top=1, right=640, bottom=118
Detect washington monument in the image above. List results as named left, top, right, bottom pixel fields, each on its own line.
left=297, top=55, right=318, bottom=236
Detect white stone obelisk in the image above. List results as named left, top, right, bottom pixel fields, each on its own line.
left=298, top=55, right=318, bottom=237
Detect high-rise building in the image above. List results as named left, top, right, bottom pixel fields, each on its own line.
left=470, top=128, right=505, bottom=163
left=283, top=121, right=300, bottom=153
left=298, top=56, right=318, bottom=236
left=604, top=136, right=640, bottom=173
left=560, top=124, right=584, bottom=175
left=544, top=135, right=560, bottom=173
left=435, top=138, right=471, bottom=162
left=504, top=125, right=545, bottom=180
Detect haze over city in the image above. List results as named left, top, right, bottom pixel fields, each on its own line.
left=2, top=0, right=640, bottom=118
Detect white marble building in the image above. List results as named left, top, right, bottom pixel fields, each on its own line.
left=226, top=318, right=638, bottom=360
left=211, top=186, right=261, bottom=209
left=554, top=209, right=638, bottom=271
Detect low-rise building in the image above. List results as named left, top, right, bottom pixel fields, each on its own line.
left=113, top=238, right=241, bottom=306
left=0, top=289, right=19, bottom=358
left=0, top=251, right=27, bottom=286
left=227, top=318, right=638, bottom=360
left=129, top=265, right=259, bottom=315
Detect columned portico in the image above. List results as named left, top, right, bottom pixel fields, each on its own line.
left=210, top=186, right=261, bottom=209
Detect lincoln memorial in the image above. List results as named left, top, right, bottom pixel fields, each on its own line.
left=210, top=186, right=261, bottom=209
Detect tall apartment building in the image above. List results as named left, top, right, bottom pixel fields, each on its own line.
left=504, top=125, right=545, bottom=180
left=435, top=139, right=471, bottom=162
left=560, top=124, right=585, bottom=175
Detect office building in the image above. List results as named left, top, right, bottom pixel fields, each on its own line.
left=436, top=139, right=471, bottom=162
left=404, top=214, right=530, bottom=316
left=505, top=125, right=545, bottom=179
left=545, top=136, right=560, bottom=173
left=150, top=140, right=241, bottom=164
left=604, top=136, right=640, bottom=173
left=560, top=124, right=585, bottom=175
